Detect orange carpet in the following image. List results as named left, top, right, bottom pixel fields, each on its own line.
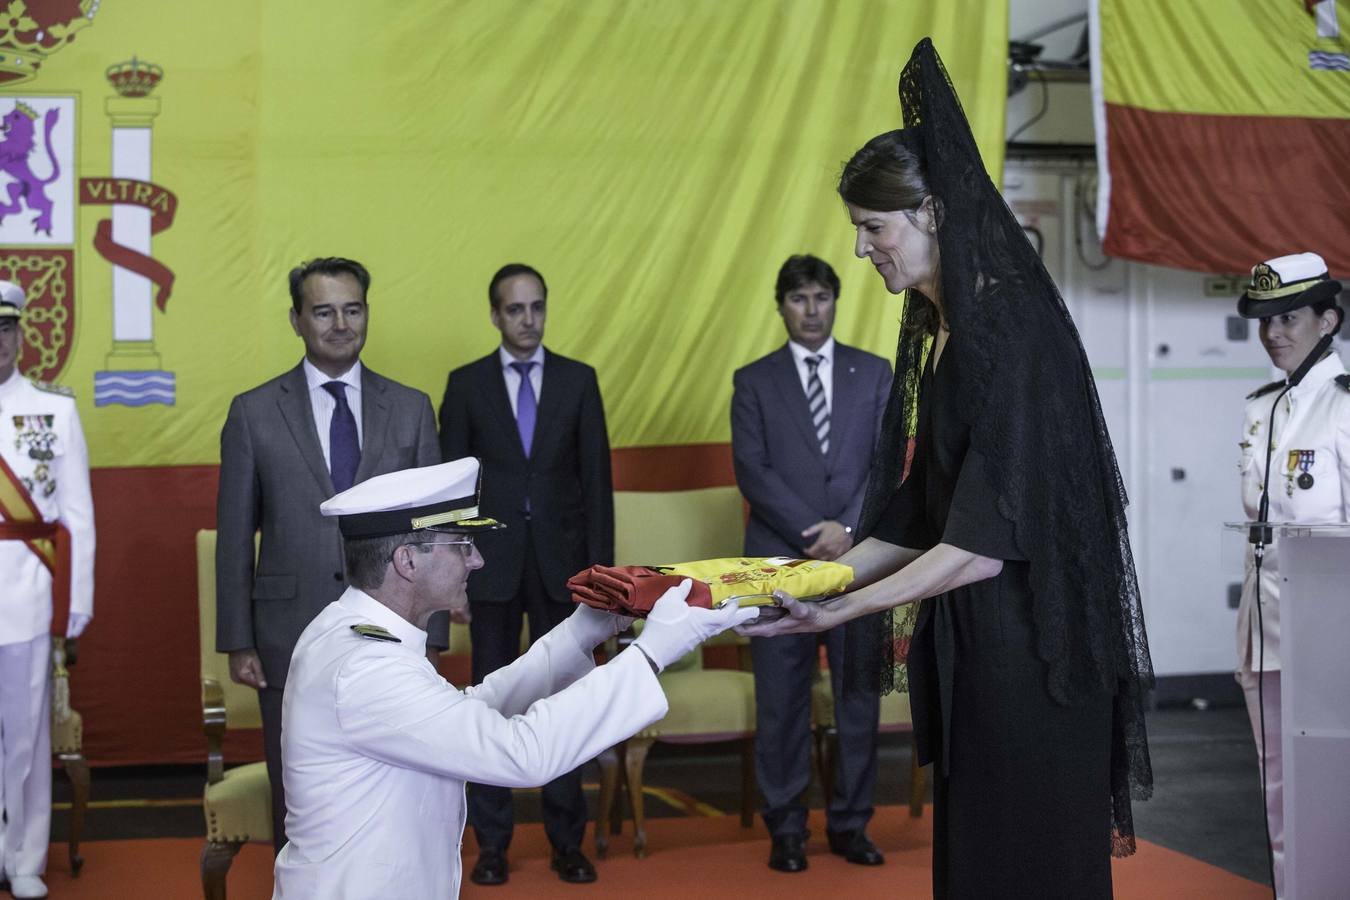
left=39, top=805, right=1266, bottom=899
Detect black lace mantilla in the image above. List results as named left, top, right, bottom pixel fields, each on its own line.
left=843, top=38, right=1154, bottom=857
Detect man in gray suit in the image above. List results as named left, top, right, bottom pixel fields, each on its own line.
left=731, top=254, right=891, bottom=873
left=215, top=257, right=440, bottom=852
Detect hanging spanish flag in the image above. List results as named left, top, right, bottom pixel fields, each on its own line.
left=0, top=1, right=1008, bottom=766
left=1090, top=1, right=1350, bottom=274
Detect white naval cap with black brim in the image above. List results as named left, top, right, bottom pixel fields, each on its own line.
left=1237, top=251, right=1343, bottom=319
left=319, top=457, right=506, bottom=539
left=0, top=280, right=26, bottom=318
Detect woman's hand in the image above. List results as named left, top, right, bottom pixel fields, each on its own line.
left=734, top=590, right=834, bottom=637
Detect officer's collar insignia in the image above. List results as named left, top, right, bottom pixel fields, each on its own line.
left=351, top=624, right=401, bottom=643
left=1246, top=380, right=1283, bottom=400
left=1336, top=373, right=1349, bottom=392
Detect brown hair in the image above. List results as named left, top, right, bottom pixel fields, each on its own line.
left=838, top=129, right=940, bottom=336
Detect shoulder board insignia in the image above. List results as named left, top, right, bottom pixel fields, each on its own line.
left=32, top=379, right=74, bottom=397
left=1246, top=380, right=1284, bottom=400
left=1336, top=374, right=1350, bottom=392
left=351, top=624, right=401, bottom=643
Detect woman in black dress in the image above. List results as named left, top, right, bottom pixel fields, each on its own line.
left=738, top=40, right=1154, bottom=899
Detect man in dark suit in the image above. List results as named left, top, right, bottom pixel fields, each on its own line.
left=439, top=263, right=613, bottom=886
left=731, top=254, right=891, bottom=873
left=215, top=257, right=440, bottom=852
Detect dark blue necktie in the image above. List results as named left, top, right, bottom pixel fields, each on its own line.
left=322, top=381, right=360, bottom=492
left=510, top=361, right=537, bottom=457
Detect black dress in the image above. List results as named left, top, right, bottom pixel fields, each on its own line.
left=871, top=341, right=1115, bottom=899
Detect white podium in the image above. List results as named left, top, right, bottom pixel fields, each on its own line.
left=1228, top=522, right=1350, bottom=898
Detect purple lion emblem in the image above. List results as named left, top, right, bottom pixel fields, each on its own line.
left=0, top=102, right=62, bottom=236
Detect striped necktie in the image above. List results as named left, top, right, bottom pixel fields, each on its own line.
left=805, top=355, right=829, bottom=456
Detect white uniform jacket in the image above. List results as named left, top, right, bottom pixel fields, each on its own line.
left=1237, top=352, right=1350, bottom=672
left=0, top=371, right=95, bottom=645
left=273, top=588, right=667, bottom=899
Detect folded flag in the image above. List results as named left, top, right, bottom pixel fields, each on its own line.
left=568, top=556, right=853, bottom=618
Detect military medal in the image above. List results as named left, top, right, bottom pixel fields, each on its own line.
left=1284, top=450, right=1298, bottom=497
left=1296, top=450, right=1315, bottom=490
left=13, top=414, right=56, bottom=460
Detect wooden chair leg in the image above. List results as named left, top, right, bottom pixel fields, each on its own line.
left=908, top=733, right=926, bottom=818
left=201, top=840, right=243, bottom=900
left=739, top=737, right=755, bottom=828
left=624, top=737, right=654, bottom=858
left=61, top=753, right=90, bottom=877
left=595, top=743, right=623, bottom=858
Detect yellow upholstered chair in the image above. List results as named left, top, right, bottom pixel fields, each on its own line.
left=811, top=670, right=926, bottom=817
left=196, top=530, right=271, bottom=900
left=50, top=636, right=89, bottom=877
left=594, top=487, right=757, bottom=858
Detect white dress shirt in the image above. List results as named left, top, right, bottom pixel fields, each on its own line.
left=788, top=337, right=835, bottom=412
left=0, top=370, right=96, bottom=644
left=302, top=359, right=363, bottom=468
left=273, top=587, right=667, bottom=899
left=498, top=345, right=545, bottom=416
left=1237, top=351, right=1350, bottom=672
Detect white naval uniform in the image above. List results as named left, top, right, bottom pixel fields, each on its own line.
left=1237, top=352, right=1350, bottom=672
left=273, top=588, right=667, bottom=900
left=0, top=370, right=95, bottom=881
left=1235, top=350, right=1350, bottom=899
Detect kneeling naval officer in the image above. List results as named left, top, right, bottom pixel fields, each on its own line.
left=272, top=458, right=757, bottom=898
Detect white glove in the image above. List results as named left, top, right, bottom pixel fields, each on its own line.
left=632, top=579, right=760, bottom=672
left=562, top=603, right=635, bottom=654
left=66, top=613, right=91, bottom=639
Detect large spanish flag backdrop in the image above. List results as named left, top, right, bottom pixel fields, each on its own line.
left=0, top=1, right=1007, bottom=765
left=1091, top=0, right=1350, bottom=274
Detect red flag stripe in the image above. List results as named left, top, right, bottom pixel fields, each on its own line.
left=1102, top=103, right=1350, bottom=274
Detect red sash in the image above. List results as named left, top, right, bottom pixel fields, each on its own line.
left=0, top=453, right=72, bottom=636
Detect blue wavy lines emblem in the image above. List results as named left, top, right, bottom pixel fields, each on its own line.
left=94, top=371, right=176, bottom=407
left=1309, top=51, right=1350, bottom=71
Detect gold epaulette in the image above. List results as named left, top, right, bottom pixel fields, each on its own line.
left=32, top=379, right=74, bottom=398
left=351, top=624, right=401, bottom=643
left=1245, top=380, right=1284, bottom=400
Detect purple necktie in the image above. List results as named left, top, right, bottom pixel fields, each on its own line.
left=510, top=361, right=537, bottom=457
left=322, top=381, right=360, bottom=492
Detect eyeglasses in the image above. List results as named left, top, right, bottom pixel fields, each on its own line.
left=407, top=538, right=475, bottom=553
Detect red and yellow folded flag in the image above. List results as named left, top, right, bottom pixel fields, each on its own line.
left=569, top=556, right=853, bottom=618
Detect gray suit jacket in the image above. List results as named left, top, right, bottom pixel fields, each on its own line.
left=215, top=362, right=440, bottom=687
left=731, top=343, right=891, bottom=557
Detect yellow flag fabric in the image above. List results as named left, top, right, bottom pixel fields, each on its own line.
left=2, top=1, right=1007, bottom=468
left=653, top=556, right=854, bottom=607
left=1099, top=0, right=1350, bottom=116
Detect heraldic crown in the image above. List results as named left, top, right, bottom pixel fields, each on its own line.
left=0, top=0, right=99, bottom=87
left=106, top=55, right=162, bottom=97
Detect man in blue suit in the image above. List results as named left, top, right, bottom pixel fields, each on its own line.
left=731, top=254, right=891, bottom=873
left=438, top=263, right=613, bottom=886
